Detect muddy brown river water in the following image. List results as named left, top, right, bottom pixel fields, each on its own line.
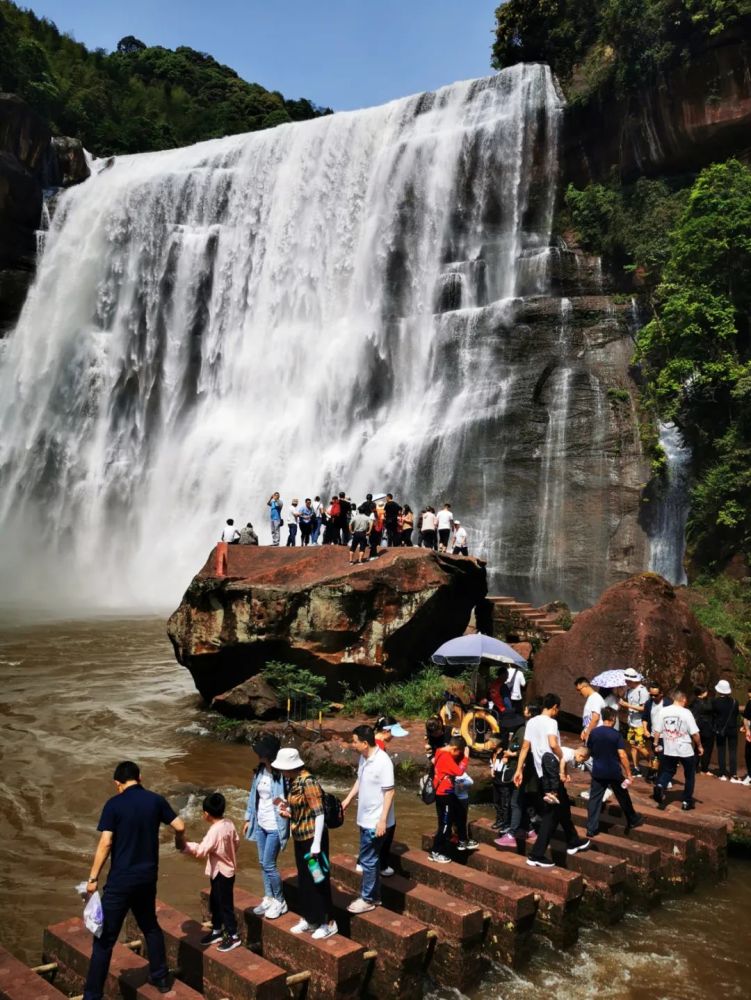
left=0, top=614, right=748, bottom=998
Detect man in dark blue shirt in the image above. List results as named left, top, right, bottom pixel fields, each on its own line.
left=83, top=761, right=185, bottom=999
left=582, top=708, right=644, bottom=839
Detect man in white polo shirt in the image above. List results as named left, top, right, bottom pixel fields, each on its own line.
left=341, top=724, right=395, bottom=913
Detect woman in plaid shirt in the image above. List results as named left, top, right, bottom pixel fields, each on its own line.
left=272, top=748, right=337, bottom=939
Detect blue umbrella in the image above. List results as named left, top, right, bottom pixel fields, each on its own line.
left=431, top=633, right=527, bottom=667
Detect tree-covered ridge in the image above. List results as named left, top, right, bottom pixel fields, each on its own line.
left=493, top=1, right=751, bottom=99
left=0, top=1, right=331, bottom=155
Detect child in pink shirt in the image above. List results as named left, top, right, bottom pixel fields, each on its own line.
left=181, top=792, right=240, bottom=952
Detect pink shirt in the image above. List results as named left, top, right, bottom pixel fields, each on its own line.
left=183, top=818, right=239, bottom=878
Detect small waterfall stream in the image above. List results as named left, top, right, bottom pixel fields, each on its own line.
left=648, top=422, right=691, bottom=585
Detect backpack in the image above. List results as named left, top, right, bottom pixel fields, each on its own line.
left=330, top=499, right=341, bottom=518
left=322, top=791, right=344, bottom=829
left=418, top=764, right=436, bottom=805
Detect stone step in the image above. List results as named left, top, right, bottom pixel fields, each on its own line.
left=328, top=854, right=487, bottom=992
left=553, top=827, right=662, bottom=906
left=389, top=843, right=535, bottom=967
left=601, top=798, right=728, bottom=868
left=0, top=943, right=67, bottom=999
left=282, top=873, right=427, bottom=999
left=41, top=917, right=203, bottom=999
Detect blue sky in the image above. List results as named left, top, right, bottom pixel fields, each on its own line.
left=25, top=0, right=501, bottom=110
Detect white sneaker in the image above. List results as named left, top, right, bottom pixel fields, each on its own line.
left=719, top=776, right=728, bottom=782
left=730, top=777, right=743, bottom=784
left=742, top=776, right=751, bottom=785
left=347, top=897, right=376, bottom=914
left=252, top=896, right=272, bottom=916
left=290, top=918, right=312, bottom=934
left=381, top=866, right=395, bottom=877
left=580, top=790, right=590, bottom=800
left=428, top=852, right=451, bottom=864
left=264, top=899, right=288, bottom=920
left=311, top=921, right=338, bottom=940
left=355, top=864, right=363, bottom=874
left=603, top=788, right=614, bottom=802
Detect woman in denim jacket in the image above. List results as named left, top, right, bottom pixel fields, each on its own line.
left=243, top=735, right=289, bottom=918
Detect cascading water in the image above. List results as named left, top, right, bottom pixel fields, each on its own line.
left=0, top=65, right=577, bottom=609
left=648, top=422, right=690, bottom=585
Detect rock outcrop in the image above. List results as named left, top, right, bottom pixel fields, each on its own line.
left=49, top=137, right=89, bottom=188
left=532, top=573, right=735, bottom=727
left=168, top=546, right=487, bottom=703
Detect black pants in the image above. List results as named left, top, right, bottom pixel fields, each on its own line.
left=698, top=726, right=714, bottom=772
left=540, top=751, right=561, bottom=794
left=438, top=528, right=451, bottom=549
left=432, top=795, right=464, bottom=855
left=337, top=517, right=350, bottom=545
left=386, top=522, right=400, bottom=546
left=745, top=737, right=751, bottom=778
left=529, top=786, right=583, bottom=862
left=379, top=823, right=396, bottom=870
left=293, top=832, right=332, bottom=927
left=209, top=872, right=237, bottom=936
left=492, top=778, right=513, bottom=828
left=401, top=529, right=413, bottom=546
left=83, top=881, right=167, bottom=1000
left=422, top=529, right=436, bottom=549
left=715, top=732, right=737, bottom=776
left=299, top=522, right=312, bottom=545
left=586, top=777, right=638, bottom=836
left=452, top=546, right=468, bottom=556
left=369, top=529, right=382, bottom=558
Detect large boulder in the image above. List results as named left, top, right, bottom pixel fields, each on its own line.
left=50, top=136, right=90, bottom=187
left=168, top=546, right=487, bottom=702
left=532, top=573, right=735, bottom=726
left=211, top=673, right=281, bottom=720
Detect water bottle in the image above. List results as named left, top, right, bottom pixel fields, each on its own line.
left=621, top=778, right=632, bottom=789
left=305, top=852, right=325, bottom=884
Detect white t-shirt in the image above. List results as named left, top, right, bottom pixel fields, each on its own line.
left=561, top=746, right=577, bottom=766
left=583, top=692, right=606, bottom=730
left=437, top=509, right=454, bottom=531
left=654, top=704, right=699, bottom=758
left=312, top=500, right=323, bottom=516
left=454, top=526, right=468, bottom=548
left=507, top=667, right=526, bottom=701
left=221, top=524, right=238, bottom=542
left=524, top=714, right=560, bottom=778
left=626, top=684, right=649, bottom=727
left=357, top=746, right=395, bottom=828
left=256, top=770, right=277, bottom=831
left=421, top=511, right=437, bottom=531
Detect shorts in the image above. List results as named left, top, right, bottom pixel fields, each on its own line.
left=351, top=531, right=368, bottom=552
left=627, top=724, right=647, bottom=748
left=438, top=528, right=451, bottom=546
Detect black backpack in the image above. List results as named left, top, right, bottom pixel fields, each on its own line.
left=323, top=791, right=344, bottom=829
left=418, top=763, right=436, bottom=805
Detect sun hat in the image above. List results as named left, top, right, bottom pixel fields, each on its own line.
left=271, top=747, right=305, bottom=770
left=375, top=715, right=409, bottom=737
left=714, top=679, right=732, bottom=695
left=252, top=734, right=281, bottom=761
left=623, top=668, right=641, bottom=682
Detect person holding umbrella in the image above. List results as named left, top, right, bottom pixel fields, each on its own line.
left=617, top=669, right=651, bottom=777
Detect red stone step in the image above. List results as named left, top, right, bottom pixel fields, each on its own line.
left=0, top=943, right=67, bottom=999
left=282, top=873, right=427, bottom=998
left=202, top=886, right=365, bottom=1000
left=329, top=854, right=486, bottom=992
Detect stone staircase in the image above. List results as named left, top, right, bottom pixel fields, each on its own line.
left=485, top=595, right=570, bottom=641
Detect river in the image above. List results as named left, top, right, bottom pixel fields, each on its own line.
left=0, top=614, right=748, bottom=997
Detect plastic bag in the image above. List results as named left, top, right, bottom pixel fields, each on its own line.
left=75, top=882, right=103, bottom=937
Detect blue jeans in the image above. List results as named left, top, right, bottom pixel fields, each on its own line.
left=286, top=523, right=297, bottom=546
left=83, top=881, right=167, bottom=999
left=255, top=827, right=283, bottom=901
left=358, top=827, right=384, bottom=903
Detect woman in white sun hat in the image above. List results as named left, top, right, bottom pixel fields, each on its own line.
left=713, top=680, right=741, bottom=781
left=271, top=747, right=337, bottom=939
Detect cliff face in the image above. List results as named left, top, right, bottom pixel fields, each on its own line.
left=563, top=34, right=751, bottom=184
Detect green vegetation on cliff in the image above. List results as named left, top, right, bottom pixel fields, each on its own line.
left=0, top=1, right=330, bottom=154
left=493, top=1, right=751, bottom=100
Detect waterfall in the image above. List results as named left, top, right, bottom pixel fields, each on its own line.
left=0, top=65, right=565, bottom=609
left=648, top=422, right=690, bottom=585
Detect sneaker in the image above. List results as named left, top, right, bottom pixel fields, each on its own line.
left=627, top=815, right=645, bottom=831
left=465, top=839, right=480, bottom=851
left=264, top=899, right=288, bottom=920
left=526, top=830, right=538, bottom=844
left=631, top=767, right=642, bottom=778
left=652, top=785, right=665, bottom=806
left=290, top=918, right=313, bottom=934
left=347, top=897, right=376, bottom=914
left=491, top=820, right=504, bottom=831
left=742, top=776, right=751, bottom=786
left=252, top=896, right=272, bottom=916
left=667, top=782, right=673, bottom=789
left=681, top=801, right=695, bottom=811
left=579, top=790, right=590, bottom=800
left=428, top=851, right=451, bottom=864
left=543, top=792, right=560, bottom=805
left=200, top=928, right=223, bottom=946
left=217, top=934, right=242, bottom=953
left=494, top=833, right=517, bottom=848
left=457, top=841, right=468, bottom=851
left=730, top=777, right=743, bottom=784
left=148, top=976, right=172, bottom=995
left=603, top=788, right=614, bottom=802
left=381, top=866, right=395, bottom=877
left=355, top=863, right=363, bottom=873
left=527, top=856, right=556, bottom=868
left=719, top=775, right=728, bottom=781
left=567, top=840, right=590, bottom=855
left=311, top=921, right=338, bottom=940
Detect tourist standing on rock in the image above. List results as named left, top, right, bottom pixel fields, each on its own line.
left=82, top=761, right=186, bottom=998
left=619, top=669, right=650, bottom=777
left=506, top=662, right=526, bottom=714
left=384, top=493, right=401, bottom=546
left=348, top=503, right=372, bottom=565
left=323, top=496, right=339, bottom=544
left=372, top=717, right=408, bottom=876
left=514, top=693, right=590, bottom=868
left=272, top=748, right=338, bottom=939
left=243, top=735, right=289, bottom=921
left=340, top=725, right=395, bottom=912
left=298, top=499, right=315, bottom=546
left=336, top=492, right=351, bottom=545
left=267, top=493, right=283, bottom=546
left=642, top=681, right=672, bottom=780
left=429, top=736, right=478, bottom=862
left=581, top=707, right=644, bottom=838
left=400, top=504, right=414, bottom=546
left=436, top=503, right=454, bottom=552
left=451, top=520, right=468, bottom=556
left=180, top=792, right=241, bottom=952
left=575, top=677, right=606, bottom=742
left=713, top=680, right=741, bottom=781
left=421, top=506, right=438, bottom=549
left=238, top=522, right=259, bottom=545
left=495, top=702, right=540, bottom=848
left=652, top=690, right=703, bottom=809
left=689, top=685, right=715, bottom=774
left=742, top=686, right=751, bottom=785
left=369, top=502, right=385, bottom=560
left=286, top=499, right=300, bottom=546
left=311, top=496, right=323, bottom=544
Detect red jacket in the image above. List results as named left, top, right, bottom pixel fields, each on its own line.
left=433, top=748, right=469, bottom=795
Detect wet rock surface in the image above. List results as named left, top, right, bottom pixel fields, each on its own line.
left=168, top=546, right=487, bottom=702
left=532, top=572, right=735, bottom=726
